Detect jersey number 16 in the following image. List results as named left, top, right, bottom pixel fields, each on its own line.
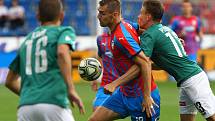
left=25, top=36, right=48, bottom=75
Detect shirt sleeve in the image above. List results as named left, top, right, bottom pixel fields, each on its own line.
left=9, top=54, right=20, bottom=74
left=116, top=35, right=141, bottom=59
left=140, top=33, right=155, bottom=57
left=58, top=28, right=76, bottom=51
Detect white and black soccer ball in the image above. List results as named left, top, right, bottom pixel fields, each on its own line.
left=78, top=58, right=102, bottom=81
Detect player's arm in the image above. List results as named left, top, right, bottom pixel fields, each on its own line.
left=57, top=44, right=85, bottom=114
left=139, top=32, right=158, bottom=117
left=5, top=54, right=21, bottom=95
left=57, top=44, right=74, bottom=92
left=104, top=64, right=140, bottom=93
left=105, top=60, right=160, bottom=90
left=5, top=70, right=20, bottom=95
left=133, top=51, right=152, bottom=101
left=58, top=28, right=85, bottom=114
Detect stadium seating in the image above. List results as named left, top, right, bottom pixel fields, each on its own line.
left=0, top=0, right=215, bottom=36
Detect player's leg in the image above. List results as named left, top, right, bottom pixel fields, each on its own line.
left=18, top=104, right=75, bottom=121
left=129, top=88, right=160, bottom=121
left=93, top=87, right=111, bottom=112
left=180, top=71, right=215, bottom=121
left=88, top=106, right=120, bottom=121
left=179, top=87, right=197, bottom=121
left=89, top=89, right=129, bottom=121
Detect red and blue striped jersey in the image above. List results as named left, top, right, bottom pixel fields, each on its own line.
left=171, top=16, right=201, bottom=54
left=110, top=21, right=157, bottom=97
left=97, top=32, right=119, bottom=87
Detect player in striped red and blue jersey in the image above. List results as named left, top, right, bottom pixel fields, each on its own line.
left=106, top=20, right=158, bottom=97
left=88, top=0, right=160, bottom=121
left=170, top=0, right=203, bottom=62
left=92, top=23, right=141, bottom=110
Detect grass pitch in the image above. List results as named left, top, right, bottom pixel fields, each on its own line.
left=0, top=81, right=214, bottom=121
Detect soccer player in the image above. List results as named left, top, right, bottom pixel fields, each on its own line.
left=170, top=0, right=203, bottom=62
left=88, top=0, right=160, bottom=121
left=91, top=23, right=142, bottom=111
left=138, top=0, right=215, bottom=121
left=4, top=0, right=85, bottom=121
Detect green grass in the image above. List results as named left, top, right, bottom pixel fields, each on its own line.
left=0, top=81, right=214, bottom=121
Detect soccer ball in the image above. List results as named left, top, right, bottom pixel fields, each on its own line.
left=78, top=58, right=102, bottom=81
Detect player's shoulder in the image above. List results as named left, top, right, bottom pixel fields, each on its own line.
left=143, top=24, right=167, bottom=38
left=114, top=21, right=137, bottom=39
left=58, top=26, right=75, bottom=33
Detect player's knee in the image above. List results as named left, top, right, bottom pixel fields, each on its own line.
left=206, top=114, right=215, bottom=121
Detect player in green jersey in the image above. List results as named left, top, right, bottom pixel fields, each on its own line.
left=137, top=0, right=215, bottom=121
left=5, top=0, right=85, bottom=121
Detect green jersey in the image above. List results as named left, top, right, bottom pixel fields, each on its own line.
left=140, top=23, right=202, bottom=86
left=9, top=26, right=76, bottom=108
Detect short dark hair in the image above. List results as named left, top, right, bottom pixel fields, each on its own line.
left=38, top=0, right=63, bottom=23
left=143, top=0, right=164, bottom=21
left=99, top=0, right=121, bottom=13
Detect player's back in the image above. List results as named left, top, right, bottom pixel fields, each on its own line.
left=17, top=26, right=76, bottom=108
left=111, top=21, right=157, bottom=97
left=140, top=23, right=202, bottom=86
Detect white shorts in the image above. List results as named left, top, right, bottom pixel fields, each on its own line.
left=179, top=71, right=215, bottom=118
left=18, top=104, right=75, bottom=121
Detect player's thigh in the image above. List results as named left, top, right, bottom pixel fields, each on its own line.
left=181, top=72, right=215, bottom=118
left=89, top=106, right=120, bottom=121
left=18, top=104, right=74, bottom=121
left=93, top=87, right=111, bottom=108
left=129, top=88, right=160, bottom=121
left=179, top=88, right=198, bottom=115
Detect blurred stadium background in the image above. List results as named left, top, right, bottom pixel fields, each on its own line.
left=0, top=0, right=214, bottom=121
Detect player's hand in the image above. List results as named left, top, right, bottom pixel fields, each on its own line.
left=104, top=83, right=117, bottom=95
left=142, top=96, right=159, bottom=118
left=68, top=89, right=85, bottom=115
left=91, top=81, right=98, bottom=92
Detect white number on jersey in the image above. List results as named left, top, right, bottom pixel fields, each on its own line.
left=25, top=36, right=48, bottom=75
left=165, top=32, right=186, bottom=57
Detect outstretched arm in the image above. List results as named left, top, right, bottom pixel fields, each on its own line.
left=5, top=70, right=20, bottom=95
